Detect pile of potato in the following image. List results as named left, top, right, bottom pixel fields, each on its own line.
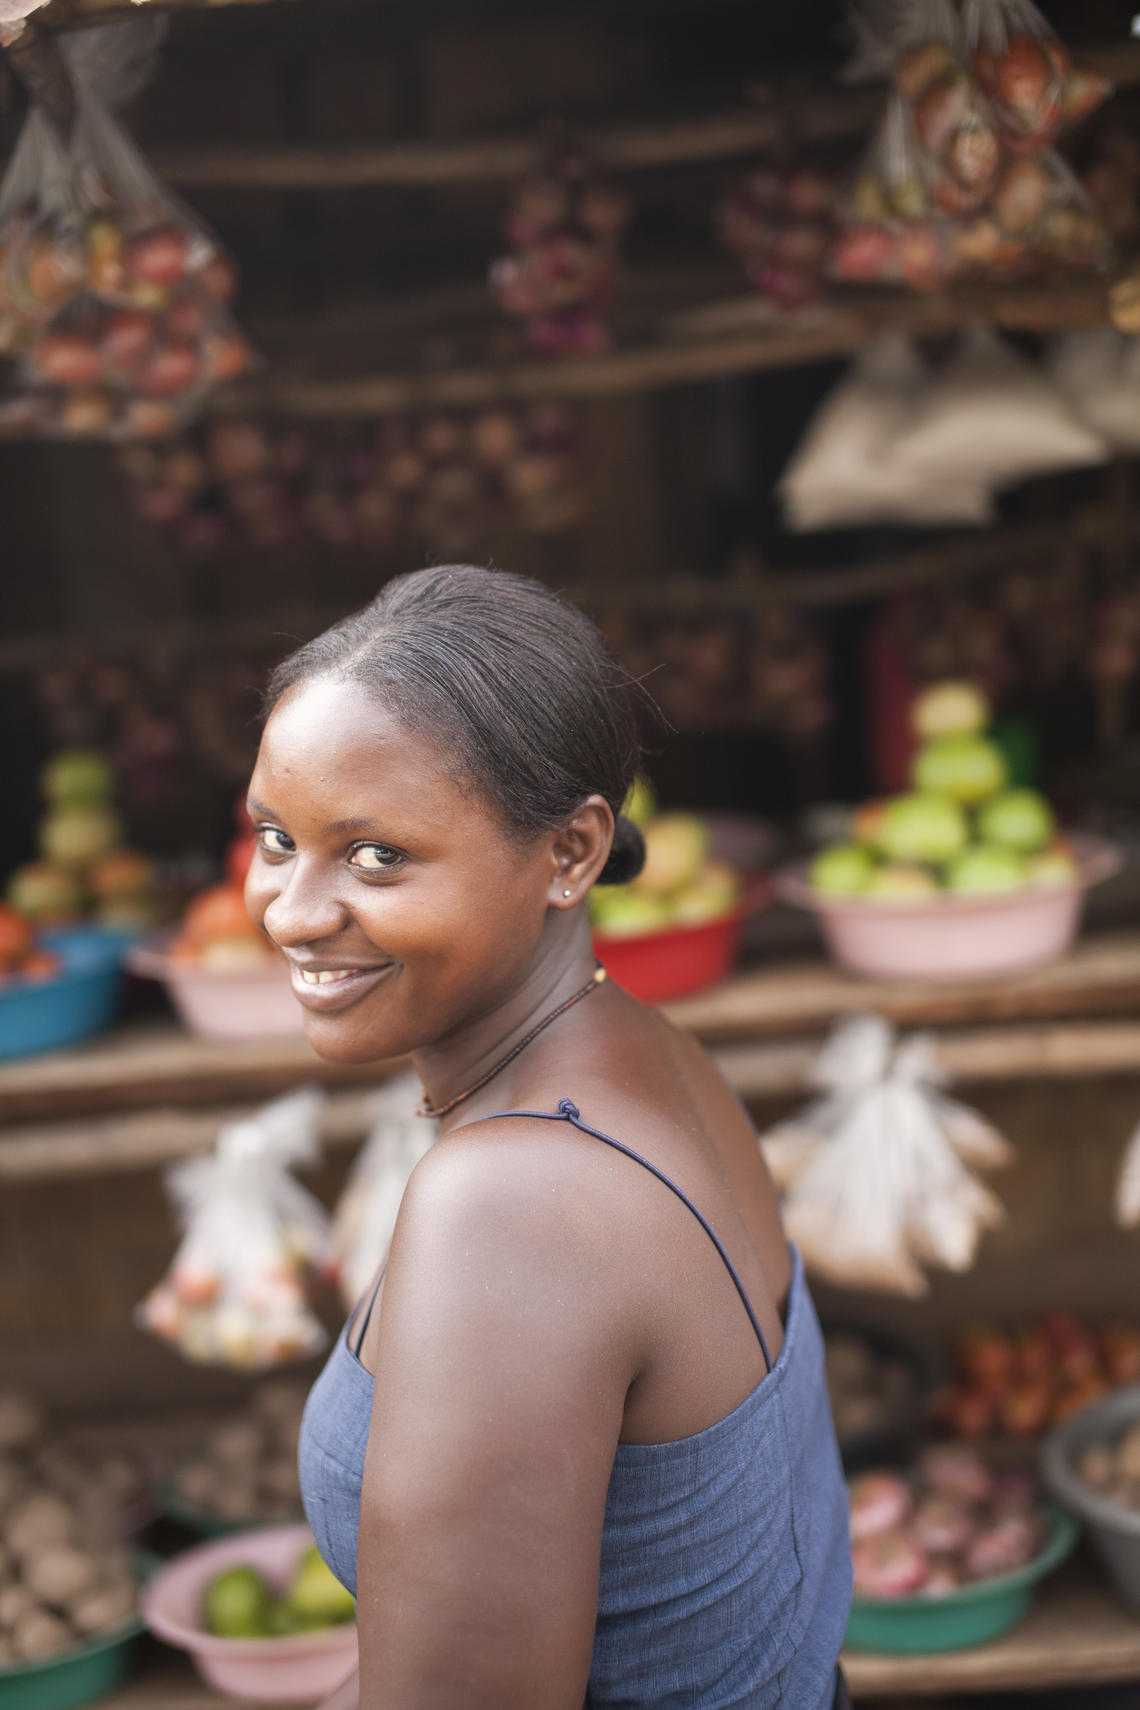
left=170, top=1381, right=307, bottom=1524
left=824, top=1331, right=918, bottom=1443
left=1075, top=1419, right=1140, bottom=1512
left=0, top=1392, right=144, bottom=1666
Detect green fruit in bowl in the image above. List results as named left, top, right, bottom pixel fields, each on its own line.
left=622, top=775, right=657, bottom=829
left=1026, top=843, right=1080, bottom=888
left=39, top=804, right=123, bottom=870
left=912, top=734, right=1008, bottom=805
left=879, top=794, right=968, bottom=865
left=40, top=748, right=114, bottom=807
left=810, top=844, right=877, bottom=896
left=976, top=789, right=1055, bottom=855
left=638, top=814, right=709, bottom=898
left=6, top=860, right=85, bottom=923
left=671, top=861, right=742, bottom=925
left=945, top=845, right=1028, bottom=895
left=867, top=864, right=941, bottom=902
left=911, top=681, right=989, bottom=742
left=204, top=1565, right=274, bottom=1638
left=591, top=890, right=671, bottom=939
left=285, top=1545, right=356, bottom=1627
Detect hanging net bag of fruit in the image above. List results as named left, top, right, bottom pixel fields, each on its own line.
left=137, top=1087, right=334, bottom=1369
left=0, top=18, right=252, bottom=439
left=962, top=0, right=1111, bottom=156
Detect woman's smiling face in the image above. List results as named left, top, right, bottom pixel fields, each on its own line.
left=245, top=675, right=557, bottom=1063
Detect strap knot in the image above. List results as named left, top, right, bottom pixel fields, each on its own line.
left=557, top=1098, right=580, bottom=1120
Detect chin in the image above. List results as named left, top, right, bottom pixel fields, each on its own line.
left=299, top=1009, right=417, bottom=1066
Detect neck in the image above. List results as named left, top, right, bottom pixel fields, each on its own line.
left=412, top=916, right=600, bottom=1132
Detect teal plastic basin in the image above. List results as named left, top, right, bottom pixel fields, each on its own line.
left=0, top=1554, right=157, bottom=1710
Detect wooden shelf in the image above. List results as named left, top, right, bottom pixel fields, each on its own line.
left=842, top=1556, right=1140, bottom=1699
left=5, top=932, right=1140, bottom=1180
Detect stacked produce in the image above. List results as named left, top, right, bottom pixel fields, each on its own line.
left=490, top=143, right=629, bottom=355
left=167, top=881, right=274, bottom=972
left=825, top=1330, right=921, bottom=1443
left=849, top=1446, right=1051, bottom=1597
left=931, top=1311, right=1140, bottom=1439
left=120, top=403, right=585, bottom=560
left=0, top=1391, right=145, bottom=1664
left=137, top=1089, right=333, bottom=1370
left=0, top=905, right=60, bottom=984
left=717, top=164, right=837, bottom=308
left=5, top=748, right=163, bottom=931
left=590, top=784, right=743, bottom=942
left=203, top=1541, right=353, bottom=1639
left=169, top=1382, right=307, bottom=1525
left=811, top=680, right=1074, bottom=901
left=833, top=0, right=1110, bottom=289
left=0, top=23, right=251, bottom=440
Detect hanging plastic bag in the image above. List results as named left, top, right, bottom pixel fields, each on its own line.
left=963, top=0, right=1112, bottom=155
left=833, top=97, right=962, bottom=290
left=331, top=1072, right=437, bottom=1310
left=778, top=332, right=995, bottom=531
left=1049, top=330, right=1140, bottom=455
left=0, top=19, right=252, bottom=440
left=1116, top=1116, right=1140, bottom=1230
left=890, top=324, right=1107, bottom=494
left=759, top=1015, right=1010, bottom=1297
left=0, top=0, right=49, bottom=41
left=137, top=1087, right=333, bottom=1370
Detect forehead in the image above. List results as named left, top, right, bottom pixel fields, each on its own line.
left=253, top=676, right=477, bottom=829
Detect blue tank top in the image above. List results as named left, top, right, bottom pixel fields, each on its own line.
left=298, top=1099, right=852, bottom=1710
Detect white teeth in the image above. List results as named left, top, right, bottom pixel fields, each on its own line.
left=300, top=969, right=350, bottom=985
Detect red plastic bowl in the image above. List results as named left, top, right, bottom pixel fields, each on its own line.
left=592, top=880, right=769, bottom=1003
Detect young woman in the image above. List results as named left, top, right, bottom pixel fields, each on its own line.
left=245, top=565, right=852, bottom=1710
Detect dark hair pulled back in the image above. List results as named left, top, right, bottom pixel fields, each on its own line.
left=265, top=565, right=647, bottom=885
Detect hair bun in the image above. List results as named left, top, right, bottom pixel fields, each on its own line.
left=599, top=814, right=646, bottom=887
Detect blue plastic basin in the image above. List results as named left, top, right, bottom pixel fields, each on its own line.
left=0, top=925, right=130, bottom=1061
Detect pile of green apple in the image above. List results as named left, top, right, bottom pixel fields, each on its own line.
left=590, top=779, right=743, bottom=940
left=5, top=749, right=162, bottom=932
left=810, top=682, right=1078, bottom=903
left=203, top=1544, right=354, bottom=1640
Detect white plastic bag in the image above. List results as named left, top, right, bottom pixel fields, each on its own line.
left=890, top=325, right=1107, bottom=493
left=137, top=1087, right=333, bottom=1369
left=331, top=1073, right=436, bottom=1309
left=963, top=0, right=1112, bottom=154
left=760, top=1015, right=1010, bottom=1297
left=778, top=332, right=995, bottom=531
left=1116, top=1117, right=1140, bottom=1229
left=1049, top=330, right=1140, bottom=454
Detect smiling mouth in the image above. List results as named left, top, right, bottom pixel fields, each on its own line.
left=289, top=962, right=396, bottom=1012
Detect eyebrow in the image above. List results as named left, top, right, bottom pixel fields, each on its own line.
left=247, top=799, right=388, bottom=838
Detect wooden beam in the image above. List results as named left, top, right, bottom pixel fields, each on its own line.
left=142, top=43, right=1140, bottom=191
left=41, top=0, right=291, bottom=21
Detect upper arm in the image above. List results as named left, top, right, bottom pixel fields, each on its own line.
left=354, top=1131, right=630, bottom=1710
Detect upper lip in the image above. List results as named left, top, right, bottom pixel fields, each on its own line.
left=284, top=955, right=393, bottom=973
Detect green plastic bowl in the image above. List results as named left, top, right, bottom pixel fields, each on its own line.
left=0, top=1554, right=156, bottom=1710
left=845, top=1505, right=1078, bottom=1655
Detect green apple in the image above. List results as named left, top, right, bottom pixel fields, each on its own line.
left=204, top=1566, right=273, bottom=1639
left=671, top=860, right=742, bottom=924
left=5, top=860, right=85, bottom=923
left=590, top=890, right=671, bottom=939
left=1025, top=844, right=1080, bottom=888
left=40, top=749, right=114, bottom=807
left=38, top=805, right=122, bottom=871
left=945, top=845, right=1028, bottom=895
left=911, top=681, right=990, bottom=742
left=622, top=775, right=657, bottom=828
left=868, top=864, right=941, bottom=902
left=878, top=794, right=968, bottom=865
left=810, top=844, right=877, bottom=896
left=912, top=734, right=1008, bottom=805
left=976, top=789, right=1055, bottom=856
left=286, top=1545, right=356, bottom=1627
left=637, top=814, right=709, bottom=898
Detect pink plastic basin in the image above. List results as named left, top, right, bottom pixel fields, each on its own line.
left=141, top=1524, right=357, bottom=1703
left=776, top=834, right=1121, bottom=983
left=127, top=932, right=305, bottom=1039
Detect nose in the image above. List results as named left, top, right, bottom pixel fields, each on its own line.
left=258, top=860, right=350, bottom=949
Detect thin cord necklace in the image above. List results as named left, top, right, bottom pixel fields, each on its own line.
left=416, top=966, right=608, bottom=1120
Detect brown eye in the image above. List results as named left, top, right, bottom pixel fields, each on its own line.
left=257, top=826, right=294, bottom=856
left=349, top=844, right=402, bottom=872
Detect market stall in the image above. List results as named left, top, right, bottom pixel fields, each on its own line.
left=3, top=0, right=1140, bottom=1703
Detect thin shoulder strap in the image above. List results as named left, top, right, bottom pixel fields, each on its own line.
left=478, top=1098, right=773, bottom=1373
left=351, top=1261, right=387, bottom=1357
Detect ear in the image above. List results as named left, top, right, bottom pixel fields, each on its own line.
left=547, top=795, right=614, bottom=909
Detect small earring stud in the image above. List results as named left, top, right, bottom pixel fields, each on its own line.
left=562, top=889, right=573, bottom=899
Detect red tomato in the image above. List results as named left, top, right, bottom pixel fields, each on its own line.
left=102, top=310, right=153, bottom=380
left=996, top=36, right=1058, bottom=129
left=34, top=333, right=102, bottom=388
left=832, top=225, right=895, bottom=283
left=226, top=833, right=257, bottom=887
left=0, top=904, right=34, bottom=970
left=137, top=342, right=199, bottom=398
left=164, top=290, right=207, bottom=342
left=181, top=883, right=259, bottom=947
left=202, top=333, right=253, bottom=383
